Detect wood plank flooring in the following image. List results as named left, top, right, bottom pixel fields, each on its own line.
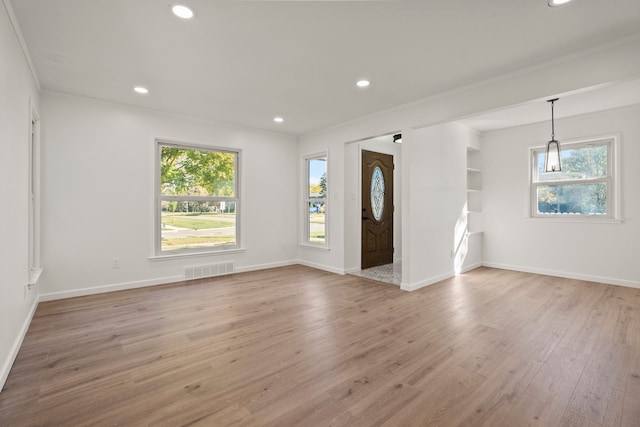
left=1, top=266, right=640, bottom=426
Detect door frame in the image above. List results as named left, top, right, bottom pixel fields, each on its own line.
left=343, top=134, right=401, bottom=272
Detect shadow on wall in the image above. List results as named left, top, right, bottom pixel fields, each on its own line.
left=453, top=202, right=468, bottom=274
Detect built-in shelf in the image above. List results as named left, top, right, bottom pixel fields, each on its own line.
left=466, top=146, right=482, bottom=234
left=462, top=144, right=483, bottom=271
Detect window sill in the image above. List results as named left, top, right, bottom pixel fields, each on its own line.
left=299, top=243, right=330, bottom=251
left=526, top=216, right=623, bottom=224
left=28, top=267, right=43, bottom=286
left=149, top=247, right=247, bottom=261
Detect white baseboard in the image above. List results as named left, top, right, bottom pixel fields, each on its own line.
left=460, top=262, right=483, bottom=274
left=482, top=262, right=640, bottom=289
left=38, top=275, right=184, bottom=302
left=398, top=262, right=483, bottom=292
left=401, top=271, right=455, bottom=292
left=235, top=260, right=298, bottom=273
left=0, top=295, right=39, bottom=393
left=296, top=259, right=346, bottom=275
left=41, top=260, right=304, bottom=302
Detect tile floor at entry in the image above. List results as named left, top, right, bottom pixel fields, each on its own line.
left=349, top=262, right=402, bottom=286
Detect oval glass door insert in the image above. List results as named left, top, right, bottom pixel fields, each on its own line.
left=370, top=166, right=385, bottom=221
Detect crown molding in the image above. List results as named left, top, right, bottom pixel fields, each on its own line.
left=2, top=0, right=40, bottom=90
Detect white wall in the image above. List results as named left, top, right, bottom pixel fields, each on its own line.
left=299, top=118, right=476, bottom=290
left=0, top=1, right=40, bottom=389
left=297, top=36, right=640, bottom=279
left=482, top=104, right=640, bottom=287
left=400, top=123, right=477, bottom=290
left=39, top=92, right=299, bottom=299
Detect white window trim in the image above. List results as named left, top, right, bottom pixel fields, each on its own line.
left=28, top=100, right=42, bottom=285
left=528, top=134, right=622, bottom=222
left=301, top=151, right=329, bottom=249
left=154, top=139, right=242, bottom=257
left=149, top=247, right=246, bottom=261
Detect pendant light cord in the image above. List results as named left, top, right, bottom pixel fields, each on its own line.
left=548, top=98, right=559, bottom=141
left=551, top=100, right=555, bottom=140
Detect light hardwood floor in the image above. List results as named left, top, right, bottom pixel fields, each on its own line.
left=1, top=266, right=639, bottom=426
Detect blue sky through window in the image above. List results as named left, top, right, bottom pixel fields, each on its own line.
left=309, top=158, right=326, bottom=185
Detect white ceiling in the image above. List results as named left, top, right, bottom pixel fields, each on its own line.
left=10, top=0, right=640, bottom=136
left=456, top=77, right=640, bottom=132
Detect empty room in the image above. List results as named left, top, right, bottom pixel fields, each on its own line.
left=2, top=0, right=640, bottom=425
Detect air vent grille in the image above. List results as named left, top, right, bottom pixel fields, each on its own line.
left=185, top=261, right=235, bottom=280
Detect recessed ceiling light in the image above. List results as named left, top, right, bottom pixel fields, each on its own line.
left=134, top=86, right=149, bottom=94
left=356, top=80, right=370, bottom=88
left=274, top=117, right=284, bottom=123
left=171, top=4, right=194, bottom=19
left=548, top=0, right=572, bottom=7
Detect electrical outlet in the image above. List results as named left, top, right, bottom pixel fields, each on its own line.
left=112, top=258, right=120, bottom=269
left=24, top=284, right=28, bottom=299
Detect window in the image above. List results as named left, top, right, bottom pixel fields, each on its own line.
left=28, top=109, right=42, bottom=284
left=531, top=137, right=617, bottom=219
left=156, top=142, right=239, bottom=254
left=304, top=154, right=327, bottom=245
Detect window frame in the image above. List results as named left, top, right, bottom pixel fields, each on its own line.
left=302, top=151, right=329, bottom=248
left=28, top=102, right=42, bottom=285
left=529, top=135, right=620, bottom=221
left=155, top=140, right=241, bottom=256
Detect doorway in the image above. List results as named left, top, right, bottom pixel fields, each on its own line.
left=361, top=150, right=394, bottom=269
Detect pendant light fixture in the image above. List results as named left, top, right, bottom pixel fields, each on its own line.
left=544, top=98, right=562, bottom=172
